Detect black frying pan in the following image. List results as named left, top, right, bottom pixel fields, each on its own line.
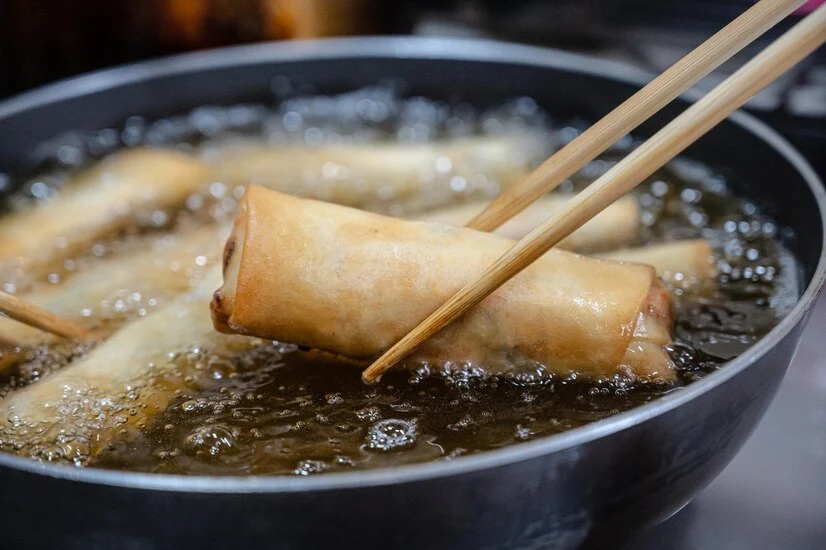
left=0, top=38, right=824, bottom=550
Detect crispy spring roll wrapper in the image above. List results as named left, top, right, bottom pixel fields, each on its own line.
left=597, top=239, right=716, bottom=292
left=0, top=268, right=258, bottom=462
left=212, top=186, right=676, bottom=382
left=0, top=224, right=227, bottom=346
left=0, top=148, right=212, bottom=285
left=209, top=134, right=550, bottom=214
left=417, top=195, right=639, bottom=252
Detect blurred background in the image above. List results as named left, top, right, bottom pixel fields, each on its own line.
left=1, top=0, right=824, bottom=175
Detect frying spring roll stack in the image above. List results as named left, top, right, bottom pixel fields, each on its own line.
left=0, top=268, right=258, bottom=462
left=212, top=186, right=677, bottom=382
left=210, top=134, right=550, bottom=214
left=0, top=149, right=212, bottom=286
left=0, top=224, right=227, bottom=346
left=418, top=195, right=639, bottom=252
left=0, top=136, right=543, bottom=288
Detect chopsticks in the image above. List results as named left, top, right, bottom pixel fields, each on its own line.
left=0, top=290, right=90, bottom=341
left=362, top=2, right=826, bottom=383
left=466, top=0, right=807, bottom=232
left=0, top=2, right=814, bottom=359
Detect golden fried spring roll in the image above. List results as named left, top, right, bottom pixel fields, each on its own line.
left=212, top=186, right=676, bottom=382
left=597, top=240, right=716, bottom=291
left=0, top=224, right=226, bottom=346
left=210, top=134, right=550, bottom=213
left=0, top=268, right=257, bottom=462
left=0, top=149, right=211, bottom=282
left=417, top=195, right=639, bottom=252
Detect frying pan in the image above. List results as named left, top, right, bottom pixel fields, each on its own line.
left=0, top=38, right=823, bottom=550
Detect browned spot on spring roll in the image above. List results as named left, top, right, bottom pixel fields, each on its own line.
left=212, top=186, right=675, bottom=382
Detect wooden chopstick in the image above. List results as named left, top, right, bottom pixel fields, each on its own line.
left=362, top=3, right=826, bottom=383
left=465, top=0, right=806, bottom=233
left=0, top=290, right=90, bottom=341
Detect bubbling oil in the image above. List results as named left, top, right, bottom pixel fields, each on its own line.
left=0, top=87, right=798, bottom=475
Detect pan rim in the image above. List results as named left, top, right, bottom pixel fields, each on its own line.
left=0, top=36, right=824, bottom=493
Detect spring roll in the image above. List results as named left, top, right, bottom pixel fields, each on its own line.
left=0, top=149, right=212, bottom=285
left=210, top=134, right=550, bottom=214
left=417, top=195, right=639, bottom=252
left=597, top=240, right=716, bottom=291
left=0, top=223, right=227, bottom=346
left=212, top=186, right=676, bottom=382
left=0, top=268, right=258, bottom=462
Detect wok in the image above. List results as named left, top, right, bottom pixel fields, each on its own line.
left=0, top=37, right=823, bottom=550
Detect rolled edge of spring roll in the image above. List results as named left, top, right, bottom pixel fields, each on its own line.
left=0, top=223, right=228, bottom=347
left=212, top=186, right=676, bottom=383
left=0, top=148, right=212, bottom=282
left=418, top=194, right=640, bottom=253
left=208, top=133, right=551, bottom=214
left=0, top=267, right=258, bottom=463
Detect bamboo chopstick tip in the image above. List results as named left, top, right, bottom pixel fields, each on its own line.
left=0, top=289, right=92, bottom=342
left=361, top=365, right=383, bottom=384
